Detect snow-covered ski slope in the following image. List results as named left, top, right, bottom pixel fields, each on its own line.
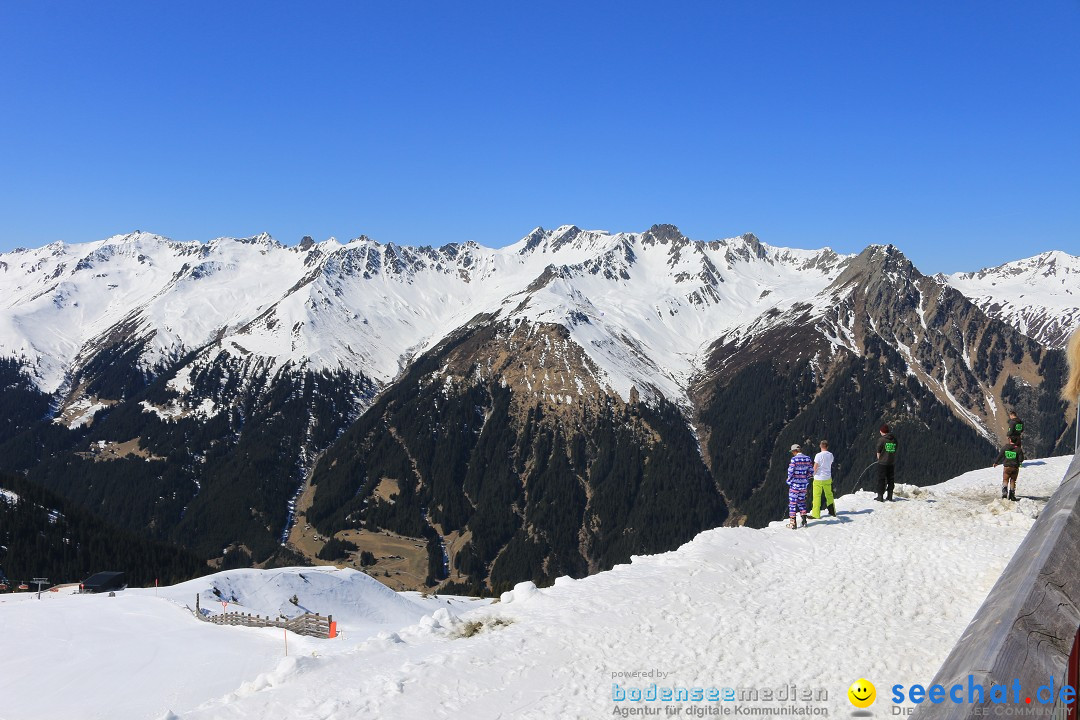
left=0, top=456, right=1072, bottom=720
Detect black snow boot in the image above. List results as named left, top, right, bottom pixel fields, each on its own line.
left=800, top=514, right=807, bottom=528
left=1008, top=490, right=1017, bottom=501
left=827, top=503, right=836, bottom=517
left=874, top=494, right=884, bottom=502
left=1001, top=486, right=1009, bottom=499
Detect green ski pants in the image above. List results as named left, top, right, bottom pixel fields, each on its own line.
left=810, top=478, right=834, bottom=519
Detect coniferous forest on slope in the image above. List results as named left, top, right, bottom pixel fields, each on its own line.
left=0, top=350, right=375, bottom=567
left=0, top=471, right=208, bottom=588
left=305, top=330, right=729, bottom=594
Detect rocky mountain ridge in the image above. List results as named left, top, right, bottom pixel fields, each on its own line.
left=0, top=227, right=1074, bottom=590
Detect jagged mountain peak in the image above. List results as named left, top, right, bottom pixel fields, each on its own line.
left=832, top=243, right=921, bottom=287
left=510, top=224, right=621, bottom=257
left=1013, top=249, right=1077, bottom=272
left=704, top=240, right=1059, bottom=447
left=208, top=232, right=281, bottom=250
left=102, top=230, right=175, bottom=245
left=706, top=233, right=849, bottom=275
left=724, top=232, right=768, bottom=262
left=642, top=223, right=687, bottom=245
left=950, top=249, right=1080, bottom=281
left=548, top=224, right=584, bottom=252
left=75, top=231, right=200, bottom=268
left=943, top=249, right=1079, bottom=347
left=857, top=242, right=913, bottom=266
left=518, top=226, right=548, bottom=253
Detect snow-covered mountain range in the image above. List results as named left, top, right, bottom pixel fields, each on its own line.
left=1, top=228, right=1073, bottom=407
left=0, top=226, right=852, bottom=409
left=2, top=227, right=1071, bottom=403
left=0, top=226, right=1075, bottom=590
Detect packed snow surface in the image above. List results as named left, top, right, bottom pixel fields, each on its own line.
left=0, top=457, right=1072, bottom=720
left=0, top=566, right=486, bottom=720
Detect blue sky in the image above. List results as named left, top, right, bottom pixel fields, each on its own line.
left=0, top=1, right=1076, bottom=273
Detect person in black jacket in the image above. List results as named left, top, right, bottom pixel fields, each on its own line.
left=1006, top=410, right=1024, bottom=444
left=993, top=438, right=1025, bottom=501
left=875, top=424, right=898, bottom=502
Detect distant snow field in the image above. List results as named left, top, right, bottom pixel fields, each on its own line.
left=0, top=456, right=1072, bottom=720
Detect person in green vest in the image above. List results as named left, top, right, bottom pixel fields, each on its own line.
left=875, top=424, right=898, bottom=502
left=809, top=439, right=837, bottom=519
left=1006, top=410, right=1024, bottom=444
left=993, top=438, right=1025, bottom=501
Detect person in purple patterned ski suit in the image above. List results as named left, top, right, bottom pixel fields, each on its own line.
left=786, top=444, right=813, bottom=529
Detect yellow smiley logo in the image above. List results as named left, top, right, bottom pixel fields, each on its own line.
left=848, top=678, right=876, bottom=708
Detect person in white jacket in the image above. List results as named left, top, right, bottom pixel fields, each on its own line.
left=810, top=440, right=837, bottom=520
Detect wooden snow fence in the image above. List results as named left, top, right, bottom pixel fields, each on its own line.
left=193, top=594, right=336, bottom=639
